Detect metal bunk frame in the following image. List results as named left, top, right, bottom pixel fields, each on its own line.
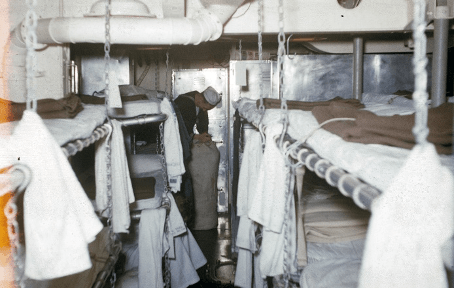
left=91, top=112, right=169, bottom=288
left=276, top=134, right=382, bottom=211
left=3, top=112, right=171, bottom=288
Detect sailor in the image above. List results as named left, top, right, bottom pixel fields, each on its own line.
left=174, top=86, right=221, bottom=143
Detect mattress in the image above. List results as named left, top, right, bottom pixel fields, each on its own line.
left=0, top=104, right=107, bottom=147
left=235, top=94, right=454, bottom=192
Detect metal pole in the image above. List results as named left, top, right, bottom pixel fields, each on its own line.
left=431, top=17, right=449, bottom=107
left=353, top=37, right=364, bottom=101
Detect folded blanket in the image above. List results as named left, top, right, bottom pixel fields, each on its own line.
left=303, top=197, right=370, bottom=244
left=256, top=96, right=365, bottom=111
left=0, top=94, right=83, bottom=123
left=312, top=102, right=453, bottom=154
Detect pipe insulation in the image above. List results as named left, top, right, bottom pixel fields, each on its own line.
left=34, top=14, right=220, bottom=45
left=17, top=0, right=245, bottom=45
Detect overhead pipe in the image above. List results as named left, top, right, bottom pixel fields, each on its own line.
left=14, top=0, right=245, bottom=46
left=430, top=1, right=450, bottom=107
left=353, top=37, right=364, bottom=101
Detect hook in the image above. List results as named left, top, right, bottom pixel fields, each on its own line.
left=258, top=123, right=266, bottom=151
left=0, top=164, right=32, bottom=198
left=286, top=34, right=297, bottom=60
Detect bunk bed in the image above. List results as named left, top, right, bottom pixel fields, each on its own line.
left=234, top=93, right=454, bottom=288
left=0, top=91, right=173, bottom=288
left=231, top=1, right=454, bottom=288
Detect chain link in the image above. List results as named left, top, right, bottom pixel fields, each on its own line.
left=257, top=0, right=265, bottom=115
left=104, top=0, right=111, bottom=107
left=277, top=0, right=288, bottom=150
left=282, top=170, right=293, bottom=288
left=104, top=1, right=118, bottom=286
left=239, top=39, right=242, bottom=60
left=25, top=0, right=38, bottom=111
left=165, top=51, right=170, bottom=99
left=155, top=60, right=159, bottom=91
left=411, top=0, right=429, bottom=145
left=158, top=122, right=172, bottom=288
left=5, top=196, right=26, bottom=287
left=258, top=0, right=263, bottom=61
left=277, top=1, right=289, bottom=286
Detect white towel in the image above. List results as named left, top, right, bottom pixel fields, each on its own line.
left=95, top=119, right=135, bottom=233
left=358, top=143, right=454, bottom=288
left=249, top=123, right=290, bottom=233
left=234, top=249, right=253, bottom=288
left=237, top=130, right=263, bottom=216
left=166, top=192, right=188, bottom=259
left=160, top=98, right=185, bottom=192
left=234, top=216, right=257, bottom=288
left=8, top=111, right=103, bottom=280
left=169, top=229, right=207, bottom=288
left=259, top=185, right=298, bottom=278
left=139, top=208, right=168, bottom=288
left=167, top=193, right=187, bottom=237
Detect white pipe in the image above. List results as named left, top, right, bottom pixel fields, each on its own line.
left=25, top=1, right=244, bottom=45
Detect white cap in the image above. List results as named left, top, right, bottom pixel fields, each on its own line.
left=202, top=86, right=221, bottom=106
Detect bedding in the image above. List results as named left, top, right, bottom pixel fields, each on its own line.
left=234, top=93, right=454, bottom=192
left=311, top=100, right=453, bottom=154
left=0, top=103, right=107, bottom=147
left=298, top=170, right=369, bottom=266
left=0, top=94, right=83, bottom=123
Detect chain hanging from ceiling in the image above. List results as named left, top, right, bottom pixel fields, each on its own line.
left=411, top=0, right=430, bottom=145
left=103, top=0, right=120, bottom=287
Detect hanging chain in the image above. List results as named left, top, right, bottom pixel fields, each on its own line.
left=277, top=1, right=290, bottom=287
left=159, top=122, right=171, bottom=288
left=25, top=0, right=38, bottom=111
left=165, top=51, right=170, bottom=99
left=277, top=0, right=288, bottom=149
left=239, top=39, right=242, bottom=60
left=258, top=0, right=265, bottom=115
left=258, top=0, right=263, bottom=61
left=5, top=194, right=26, bottom=287
left=282, top=170, right=292, bottom=288
left=154, top=60, right=159, bottom=91
left=411, top=0, right=429, bottom=145
left=104, top=0, right=111, bottom=107
left=104, top=0, right=118, bottom=286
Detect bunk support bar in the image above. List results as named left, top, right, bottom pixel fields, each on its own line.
left=61, top=124, right=111, bottom=157
left=277, top=134, right=381, bottom=211
left=353, top=37, right=364, bottom=101
left=129, top=197, right=171, bottom=222
left=117, top=114, right=168, bottom=127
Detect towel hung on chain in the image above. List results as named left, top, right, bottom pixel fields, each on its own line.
left=358, top=143, right=454, bottom=288
left=312, top=101, right=453, bottom=154
left=95, top=119, right=135, bottom=233
left=237, top=129, right=263, bottom=217
left=160, top=97, right=185, bottom=192
left=6, top=111, right=103, bottom=280
left=248, top=124, right=290, bottom=233
left=139, top=208, right=168, bottom=288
